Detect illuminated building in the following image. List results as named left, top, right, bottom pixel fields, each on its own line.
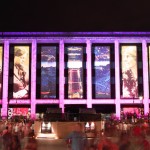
left=0, top=32, right=150, bottom=119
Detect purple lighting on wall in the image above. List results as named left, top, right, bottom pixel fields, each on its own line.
left=2, top=41, right=9, bottom=118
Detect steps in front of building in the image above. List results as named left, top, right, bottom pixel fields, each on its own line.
left=36, top=133, right=57, bottom=139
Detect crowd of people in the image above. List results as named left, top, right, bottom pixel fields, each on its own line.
left=0, top=120, right=36, bottom=150
left=1, top=119, right=150, bottom=150
left=66, top=122, right=150, bottom=150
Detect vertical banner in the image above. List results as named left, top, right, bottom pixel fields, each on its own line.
left=13, top=46, right=29, bottom=98
left=0, top=46, right=2, bottom=98
left=94, top=46, right=111, bottom=98
left=121, top=46, right=138, bottom=98
left=67, top=46, right=83, bottom=99
left=41, top=46, right=57, bottom=98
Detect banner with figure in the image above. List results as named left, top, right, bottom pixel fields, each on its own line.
left=13, top=46, right=29, bottom=99
left=121, top=46, right=138, bottom=98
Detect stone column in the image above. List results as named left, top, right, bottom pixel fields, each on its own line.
left=142, top=40, right=149, bottom=115
left=115, top=40, right=121, bottom=119
left=1, top=40, right=9, bottom=118
left=59, top=40, right=65, bottom=113
left=30, top=39, right=37, bottom=119
left=86, top=40, right=92, bottom=108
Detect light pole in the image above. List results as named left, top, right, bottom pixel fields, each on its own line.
left=139, top=96, right=143, bottom=104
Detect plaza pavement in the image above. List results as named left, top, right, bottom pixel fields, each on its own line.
left=0, top=137, right=67, bottom=150
left=36, top=138, right=67, bottom=150
left=0, top=136, right=150, bottom=150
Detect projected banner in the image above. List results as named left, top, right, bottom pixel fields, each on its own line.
left=13, top=46, right=29, bottom=99
left=8, top=108, right=31, bottom=119
left=121, top=46, right=138, bottom=98
left=67, top=46, right=83, bottom=99
left=0, top=47, right=2, bottom=98
left=123, top=107, right=140, bottom=115
left=41, top=46, right=57, bottom=98
left=94, top=46, right=111, bottom=98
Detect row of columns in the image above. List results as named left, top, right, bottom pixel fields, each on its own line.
left=1, top=39, right=150, bottom=119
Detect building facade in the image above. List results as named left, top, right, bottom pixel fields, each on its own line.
left=0, top=32, right=150, bottom=119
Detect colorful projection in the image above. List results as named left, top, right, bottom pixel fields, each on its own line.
left=0, top=46, right=2, bottom=98
left=67, top=46, right=83, bottom=98
left=13, top=46, right=30, bottom=99
left=121, top=46, right=138, bottom=98
left=123, top=107, right=140, bottom=115
left=8, top=108, right=31, bottom=119
left=41, top=46, right=57, bottom=98
left=93, top=46, right=111, bottom=98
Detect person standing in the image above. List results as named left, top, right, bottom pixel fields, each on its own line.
left=66, top=123, right=88, bottom=150
left=2, top=126, right=12, bottom=150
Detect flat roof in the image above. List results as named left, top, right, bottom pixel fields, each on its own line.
left=1, top=32, right=150, bottom=37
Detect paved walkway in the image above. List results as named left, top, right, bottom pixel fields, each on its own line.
left=36, top=138, right=67, bottom=150
left=0, top=136, right=150, bottom=150
left=0, top=137, right=67, bottom=150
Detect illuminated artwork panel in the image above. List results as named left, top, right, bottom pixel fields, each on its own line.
left=121, top=46, right=138, bottom=98
left=0, top=46, right=2, bottom=98
left=123, top=107, right=140, bottom=115
left=8, top=108, right=31, bottom=119
left=67, top=46, right=83, bottom=99
left=41, top=46, right=57, bottom=98
left=94, top=46, right=111, bottom=98
left=13, top=46, right=30, bottom=99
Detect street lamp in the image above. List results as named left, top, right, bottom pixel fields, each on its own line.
left=139, top=96, right=143, bottom=103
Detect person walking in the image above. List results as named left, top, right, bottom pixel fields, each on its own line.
left=66, top=123, right=88, bottom=150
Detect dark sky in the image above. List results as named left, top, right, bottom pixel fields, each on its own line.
left=1, top=0, right=150, bottom=32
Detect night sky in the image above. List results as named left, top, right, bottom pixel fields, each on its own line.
left=1, top=0, right=150, bottom=32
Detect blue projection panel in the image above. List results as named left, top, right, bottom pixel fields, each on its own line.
left=41, top=46, right=57, bottom=98
left=94, top=46, right=111, bottom=98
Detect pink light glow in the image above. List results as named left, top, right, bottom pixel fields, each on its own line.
left=30, top=40, right=37, bottom=119
left=12, top=108, right=30, bottom=116
left=9, top=100, right=30, bottom=104
left=123, top=107, right=140, bottom=115
left=1, top=41, right=9, bottom=118
left=59, top=40, right=64, bottom=113
left=142, top=40, right=149, bottom=115
left=36, top=100, right=59, bottom=104
left=86, top=40, right=92, bottom=108
left=115, top=40, right=120, bottom=119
